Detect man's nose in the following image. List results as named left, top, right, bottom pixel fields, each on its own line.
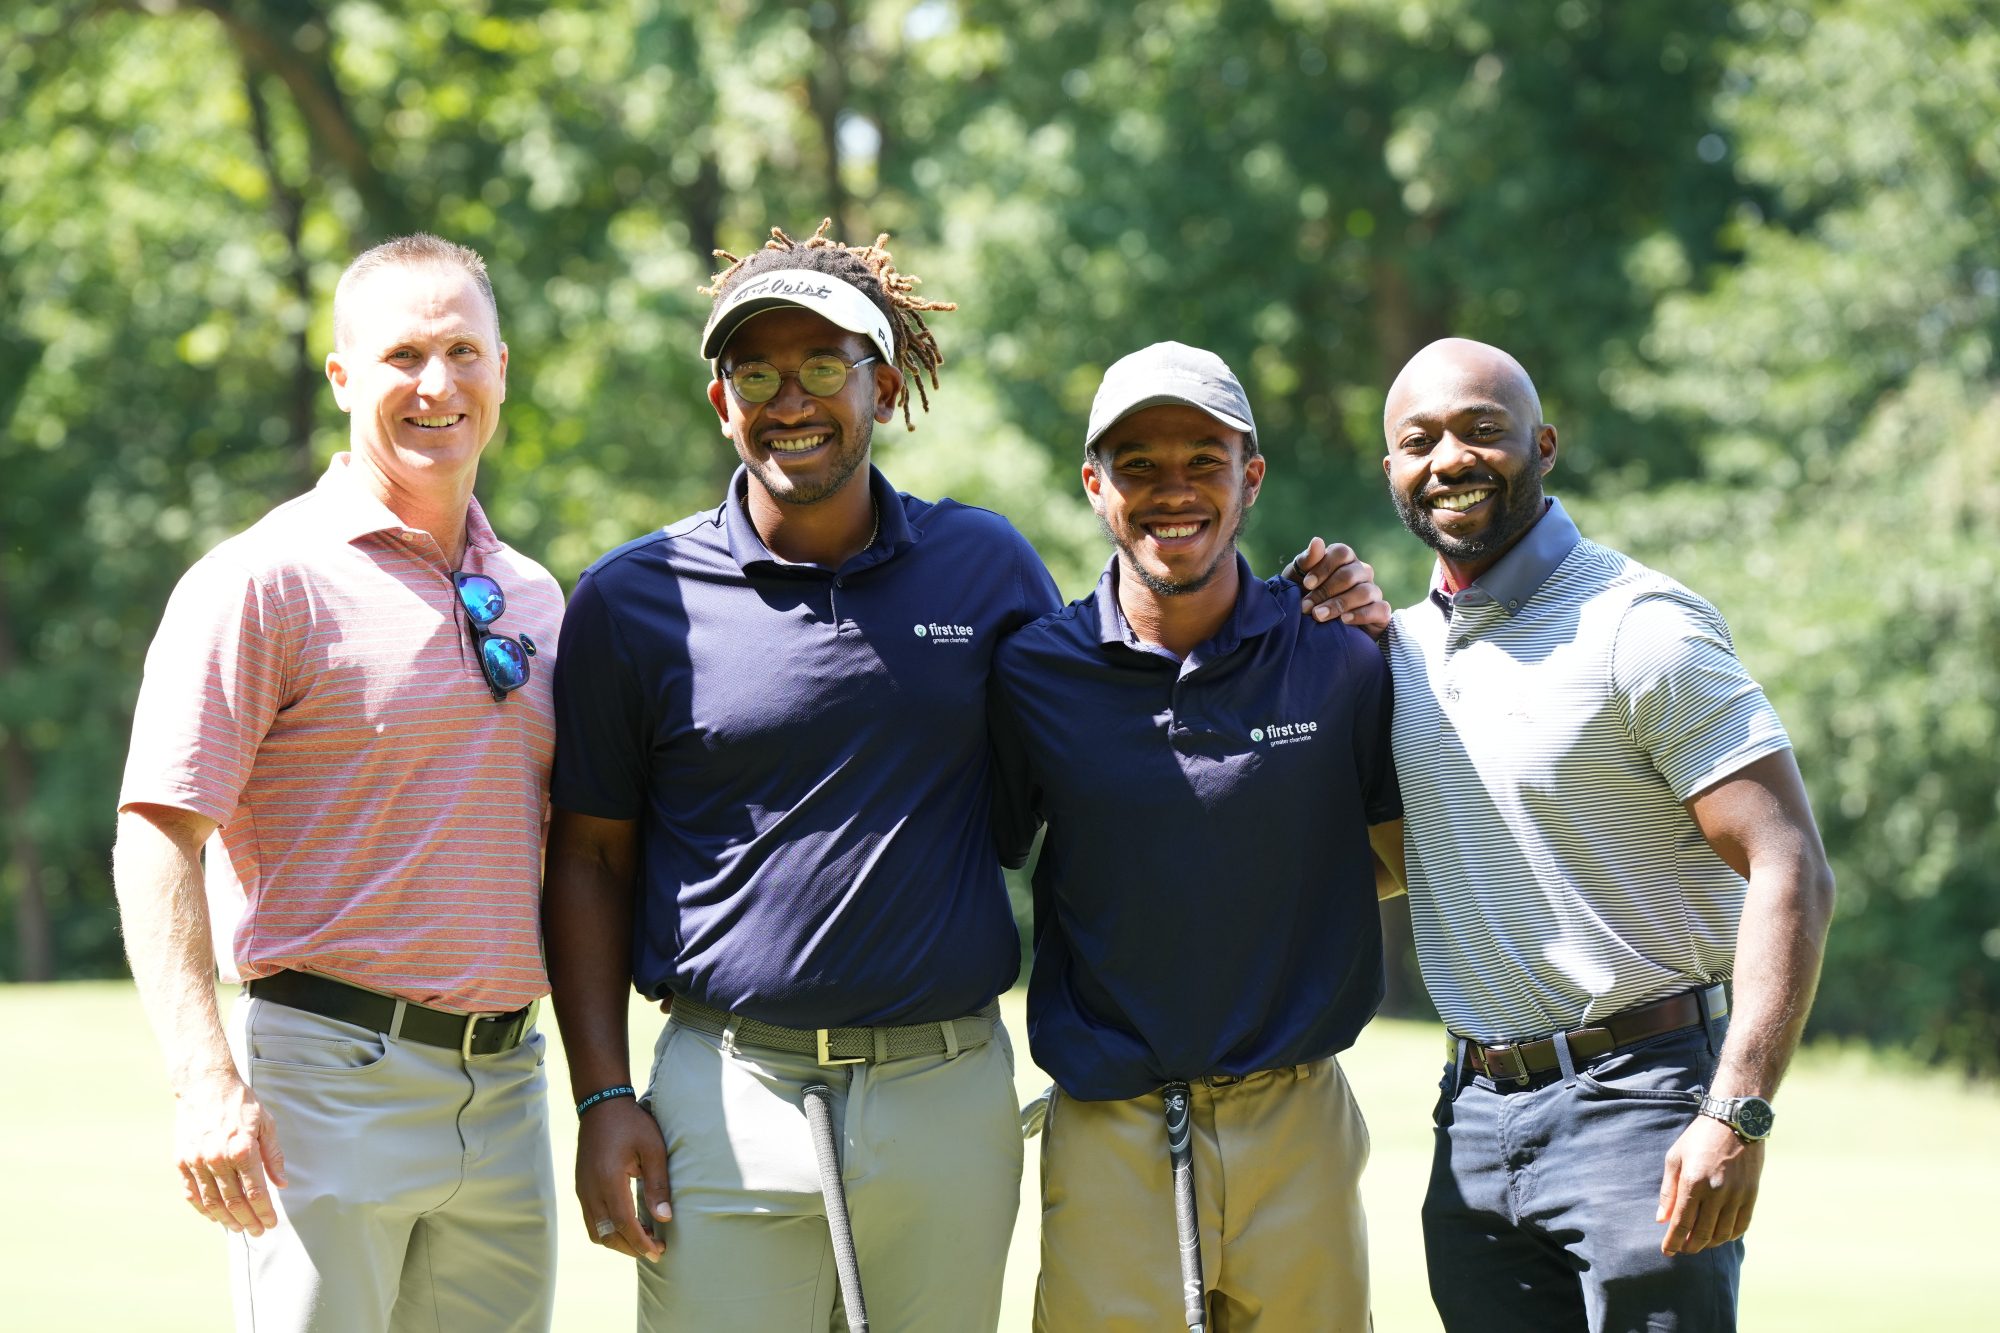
left=417, top=354, right=451, bottom=398
left=764, top=375, right=818, bottom=421
left=1431, top=430, right=1477, bottom=472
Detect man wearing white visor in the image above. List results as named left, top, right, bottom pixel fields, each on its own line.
left=542, top=223, right=1390, bottom=1331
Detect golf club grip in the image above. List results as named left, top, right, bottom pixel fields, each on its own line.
left=1163, top=1081, right=1207, bottom=1332
left=801, top=1083, right=869, bottom=1333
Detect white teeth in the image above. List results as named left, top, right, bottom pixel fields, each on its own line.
left=1152, top=523, right=1202, bottom=539
left=770, top=434, right=828, bottom=453
left=1432, top=489, right=1494, bottom=513
left=410, top=415, right=462, bottom=428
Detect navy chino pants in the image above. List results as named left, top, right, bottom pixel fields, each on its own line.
left=1423, top=1024, right=1743, bottom=1333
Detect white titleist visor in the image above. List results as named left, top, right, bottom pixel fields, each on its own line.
left=700, top=268, right=896, bottom=366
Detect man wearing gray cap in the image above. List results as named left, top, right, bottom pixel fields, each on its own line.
left=989, top=342, right=1402, bottom=1331
left=542, top=228, right=1387, bottom=1332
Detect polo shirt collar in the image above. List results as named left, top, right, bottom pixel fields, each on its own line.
left=1091, top=551, right=1283, bottom=666
left=722, top=464, right=912, bottom=575
left=1428, top=496, right=1580, bottom=616
left=314, top=452, right=500, bottom=554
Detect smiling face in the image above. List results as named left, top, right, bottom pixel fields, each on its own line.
left=706, top=306, right=902, bottom=509
left=1382, top=339, right=1556, bottom=581
left=325, top=262, right=508, bottom=493
left=1084, top=403, right=1265, bottom=598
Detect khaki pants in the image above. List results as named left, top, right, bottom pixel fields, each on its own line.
left=1036, top=1057, right=1372, bottom=1333
left=226, top=994, right=557, bottom=1332
left=636, top=1014, right=1023, bottom=1332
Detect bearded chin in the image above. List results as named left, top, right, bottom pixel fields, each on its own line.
left=1101, top=511, right=1247, bottom=598
left=1393, top=470, right=1545, bottom=560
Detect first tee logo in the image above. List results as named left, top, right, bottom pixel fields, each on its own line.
left=915, top=621, right=975, bottom=646
left=1252, top=719, right=1318, bottom=747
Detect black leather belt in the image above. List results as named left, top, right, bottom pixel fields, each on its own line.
left=1451, top=983, right=1728, bottom=1083
left=247, top=969, right=536, bottom=1058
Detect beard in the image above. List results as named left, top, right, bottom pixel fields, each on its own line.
left=745, top=417, right=872, bottom=507
left=1101, top=508, right=1247, bottom=598
left=1391, top=465, right=1546, bottom=564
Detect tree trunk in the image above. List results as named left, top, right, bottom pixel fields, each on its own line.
left=805, top=0, right=853, bottom=238
left=241, top=64, right=318, bottom=482
left=0, top=578, right=52, bottom=983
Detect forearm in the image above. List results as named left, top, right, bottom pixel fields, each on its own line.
left=1369, top=819, right=1407, bottom=898
left=542, top=815, right=642, bottom=1100
left=113, top=807, right=236, bottom=1096
left=1712, top=854, right=1835, bottom=1100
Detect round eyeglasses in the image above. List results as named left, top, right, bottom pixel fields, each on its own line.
left=723, top=354, right=879, bottom=404
left=453, top=571, right=537, bottom=701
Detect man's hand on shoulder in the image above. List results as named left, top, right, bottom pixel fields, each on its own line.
left=175, top=1069, right=286, bottom=1235
left=1281, top=537, right=1390, bottom=638
left=1656, top=1113, right=1764, bottom=1256
left=576, top=1097, right=672, bottom=1262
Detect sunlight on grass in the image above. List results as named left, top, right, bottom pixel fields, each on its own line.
left=11, top=982, right=1988, bottom=1330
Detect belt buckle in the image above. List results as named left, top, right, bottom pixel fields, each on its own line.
left=816, top=1028, right=865, bottom=1067
left=1483, top=1043, right=1530, bottom=1083
left=462, top=1013, right=483, bottom=1061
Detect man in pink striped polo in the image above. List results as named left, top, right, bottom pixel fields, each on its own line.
left=114, top=235, right=563, bottom=1332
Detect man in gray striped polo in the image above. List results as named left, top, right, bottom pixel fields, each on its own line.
left=1377, top=337, right=1835, bottom=1331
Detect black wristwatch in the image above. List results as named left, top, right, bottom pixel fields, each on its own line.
left=1698, top=1094, right=1775, bottom=1142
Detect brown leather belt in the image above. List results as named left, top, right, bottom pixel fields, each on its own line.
left=247, top=969, right=536, bottom=1058
left=668, top=994, right=1000, bottom=1067
left=1451, top=984, right=1728, bottom=1083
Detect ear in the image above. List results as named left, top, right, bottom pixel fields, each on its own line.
left=871, top=361, right=905, bottom=425
left=497, top=342, right=509, bottom=404
left=1081, top=457, right=1106, bottom=514
left=325, top=351, right=353, bottom=413
left=1241, top=453, right=1267, bottom=509
left=1536, top=423, right=1559, bottom=478
left=707, top=375, right=731, bottom=432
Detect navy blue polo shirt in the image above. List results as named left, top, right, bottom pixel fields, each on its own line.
left=552, top=465, right=1061, bottom=1028
left=988, top=554, right=1400, bottom=1101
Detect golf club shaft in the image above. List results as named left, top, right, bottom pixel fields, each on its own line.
left=1164, top=1080, right=1207, bottom=1332
left=802, top=1082, right=869, bottom=1333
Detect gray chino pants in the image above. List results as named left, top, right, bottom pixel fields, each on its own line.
left=1423, top=1025, right=1742, bottom=1333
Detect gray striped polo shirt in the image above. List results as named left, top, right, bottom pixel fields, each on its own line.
left=1387, top=499, right=1791, bottom=1043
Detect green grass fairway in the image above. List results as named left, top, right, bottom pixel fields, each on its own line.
left=10, top=982, right=1990, bottom=1329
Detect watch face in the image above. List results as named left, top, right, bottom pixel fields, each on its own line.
left=1736, top=1097, right=1775, bottom=1139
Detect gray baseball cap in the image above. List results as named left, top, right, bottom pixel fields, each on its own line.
left=1084, top=341, right=1258, bottom=454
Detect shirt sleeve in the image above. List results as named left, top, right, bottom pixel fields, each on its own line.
left=118, top=554, right=291, bottom=825
left=1004, top=527, right=1063, bottom=632
left=1614, top=585, right=1792, bottom=801
left=1348, top=632, right=1403, bottom=825
left=984, top=646, right=1045, bottom=871
left=549, top=565, right=652, bottom=819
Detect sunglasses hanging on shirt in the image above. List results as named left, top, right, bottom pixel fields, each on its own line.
left=453, top=571, right=537, bottom=701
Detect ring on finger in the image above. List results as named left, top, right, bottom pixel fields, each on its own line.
left=593, top=1218, right=617, bottom=1239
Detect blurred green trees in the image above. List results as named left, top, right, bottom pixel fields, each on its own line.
left=2, top=1, right=1993, bottom=1071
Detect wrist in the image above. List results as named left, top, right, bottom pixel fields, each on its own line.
left=576, top=1084, right=638, bottom=1118
left=1698, top=1093, right=1775, bottom=1143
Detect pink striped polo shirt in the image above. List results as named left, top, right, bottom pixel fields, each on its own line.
left=120, top=454, right=562, bottom=1012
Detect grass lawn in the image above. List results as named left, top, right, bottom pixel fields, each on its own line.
left=10, top=981, right=1991, bottom=1330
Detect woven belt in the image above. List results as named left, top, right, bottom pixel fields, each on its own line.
left=668, top=994, right=1000, bottom=1067
left=1451, top=983, right=1728, bottom=1083
left=247, top=969, right=536, bottom=1059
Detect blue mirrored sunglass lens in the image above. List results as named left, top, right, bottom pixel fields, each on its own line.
left=456, top=575, right=506, bottom=625
left=481, top=636, right=530, bottom=691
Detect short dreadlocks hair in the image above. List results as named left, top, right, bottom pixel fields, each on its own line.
left=701, top=219, right=955, bottom=430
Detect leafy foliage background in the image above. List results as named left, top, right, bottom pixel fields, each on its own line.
left=3, top=0, right=1993, bottom=1072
